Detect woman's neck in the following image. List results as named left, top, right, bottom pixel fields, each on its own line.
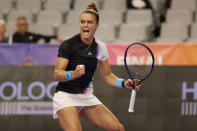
left=80, top=35, right=94, bottom=46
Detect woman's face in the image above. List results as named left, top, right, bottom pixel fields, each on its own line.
left=80, top=13, right=99, bottom=40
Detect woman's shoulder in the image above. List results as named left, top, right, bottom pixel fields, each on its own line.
left=95, top=38, right=106, bottom=48
left=95, top=38, right=109, bottom=61
left=95, top=38, right=108, bottom=55
left=61, top=34, right=80, bottom=46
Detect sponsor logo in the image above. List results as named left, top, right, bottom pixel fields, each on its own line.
left=88, top=51, right=92, bottom=55
left=181, top=81, right=197, bottom=116
left=0, top=81, right=58, bottom=115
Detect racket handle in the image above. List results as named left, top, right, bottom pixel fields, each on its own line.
left=128, top=89, right=136, bottom=113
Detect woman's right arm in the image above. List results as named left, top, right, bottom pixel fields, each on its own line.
left=54, top=57, right=85, bottom=82
left=54, top=57, right=69, bottom=82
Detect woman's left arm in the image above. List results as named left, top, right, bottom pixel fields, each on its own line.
left=98, top=59, right=119, bottom=87
left=98, top=59, right=141, bottom=90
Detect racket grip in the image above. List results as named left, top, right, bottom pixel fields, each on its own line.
left=128, top=89, right=136, bottom=113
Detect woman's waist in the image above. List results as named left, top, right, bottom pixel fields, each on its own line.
left=55, top=81, right=93, bottom=94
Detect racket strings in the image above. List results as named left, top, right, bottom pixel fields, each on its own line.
left=129, top=63, right=151, bottom=73
left=129, top=66, right=151, bottom=79
left=129, top=65, right=151, bottom=75
left=126, top=44, right=153, bottom=80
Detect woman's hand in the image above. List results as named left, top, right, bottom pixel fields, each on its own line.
left=72, top=65, right=85, bottom=79
left=123, top=79, right=142, bottom=91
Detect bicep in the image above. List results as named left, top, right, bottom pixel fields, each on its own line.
left=98, top=59, right=119, bottom=86
left=55, top=57, right=69, bottom=71
left=98, top=59, right=112, bottom=78
left=54, top=57, right=69, bottom=81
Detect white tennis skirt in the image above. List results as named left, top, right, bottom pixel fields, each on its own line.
left=53, top=85, right=102, bottom=119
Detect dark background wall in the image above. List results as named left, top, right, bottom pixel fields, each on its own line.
left=0, top=66, right=197, bottom=131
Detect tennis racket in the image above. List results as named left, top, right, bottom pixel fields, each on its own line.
left=124, top=43, right=155, bottom=112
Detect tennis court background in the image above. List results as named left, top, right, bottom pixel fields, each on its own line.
left=0, top=66, right=196, bottom=131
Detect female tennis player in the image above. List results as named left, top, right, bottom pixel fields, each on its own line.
left=53, top=3, right=141, bottom=131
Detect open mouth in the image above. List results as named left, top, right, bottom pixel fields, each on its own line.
left=83, top=29, right=89, bottom=33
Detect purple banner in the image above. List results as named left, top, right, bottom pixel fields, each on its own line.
left=0, top=44, right=59, bottom=65
left=30, top=44, right=59, bottom=65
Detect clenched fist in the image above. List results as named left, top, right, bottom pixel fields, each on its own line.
left=72, top=65, right=85, bottom=79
